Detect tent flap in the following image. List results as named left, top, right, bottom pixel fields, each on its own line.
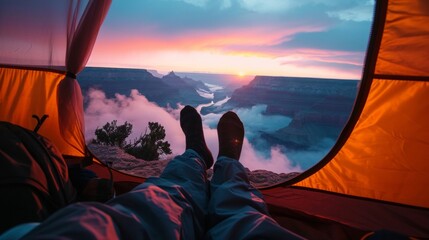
left=291, top=0, right=429, bottom=209
left=0, top=0, right=111, bottom=158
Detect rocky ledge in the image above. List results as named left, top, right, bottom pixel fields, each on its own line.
left=88, top=144, right=300, bottom=188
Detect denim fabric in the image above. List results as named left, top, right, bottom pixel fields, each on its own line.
left=20, top=151, right=302, bottom=239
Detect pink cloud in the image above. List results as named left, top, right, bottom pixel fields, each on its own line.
left=92, top=23, right=327, bottom=57
left=278, top=48, right=364, bottom=66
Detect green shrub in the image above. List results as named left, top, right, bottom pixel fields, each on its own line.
left=93, top=120, right=172, bottom=161
left=93, top=120, right=132, bottom=148
left=125, top=122, right=172, bottom=161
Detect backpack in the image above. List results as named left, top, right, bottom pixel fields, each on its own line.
left=0, top=121, right=76, bottom=233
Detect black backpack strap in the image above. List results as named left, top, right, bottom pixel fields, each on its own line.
left=32, top=114, right=49, bottom=134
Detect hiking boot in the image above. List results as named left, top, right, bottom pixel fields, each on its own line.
left=180, top=105, right=214, bottom=169
left=217, top=111, right=244, bottom=160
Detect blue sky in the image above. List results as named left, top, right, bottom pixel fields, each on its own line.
left=89, top=0, right=374, bottom=79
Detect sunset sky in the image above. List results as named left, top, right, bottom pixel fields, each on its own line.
left=88, top=0, right=374, bottom=79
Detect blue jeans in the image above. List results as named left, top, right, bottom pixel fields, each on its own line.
left=18, top=150, right=302, bottom=239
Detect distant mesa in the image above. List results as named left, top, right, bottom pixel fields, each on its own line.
left=78, top=67, right=213, bottom=107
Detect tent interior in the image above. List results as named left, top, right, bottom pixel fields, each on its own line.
left=1, top=0, right=429, bottom=239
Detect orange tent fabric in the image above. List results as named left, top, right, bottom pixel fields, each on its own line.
left=292, top=0, right=429, bottom=208
left=1, top=0, right=429, bottom=238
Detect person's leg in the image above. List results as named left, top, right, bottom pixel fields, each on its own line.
left=205, top=112, right=303, bottom=240
left=22, top=106, right=213, bottom=240
left=124, top=105, right=214, bottom=238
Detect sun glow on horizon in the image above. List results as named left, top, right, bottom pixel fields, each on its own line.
left=89, top=47, right=363, bottom=80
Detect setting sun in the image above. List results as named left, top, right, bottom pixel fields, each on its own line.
left=238, top=71, right=246, bottom=77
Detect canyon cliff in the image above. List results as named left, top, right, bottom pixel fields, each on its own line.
left=220, top=76, right=359, bottom=149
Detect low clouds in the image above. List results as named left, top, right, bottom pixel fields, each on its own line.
left=241, top=143, right=302, bottom=173
left=84, top=89, right=302, bottom=173
left=85, top=89, right=186, bottom=156
left=207, top=104, right=292, bottom=141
